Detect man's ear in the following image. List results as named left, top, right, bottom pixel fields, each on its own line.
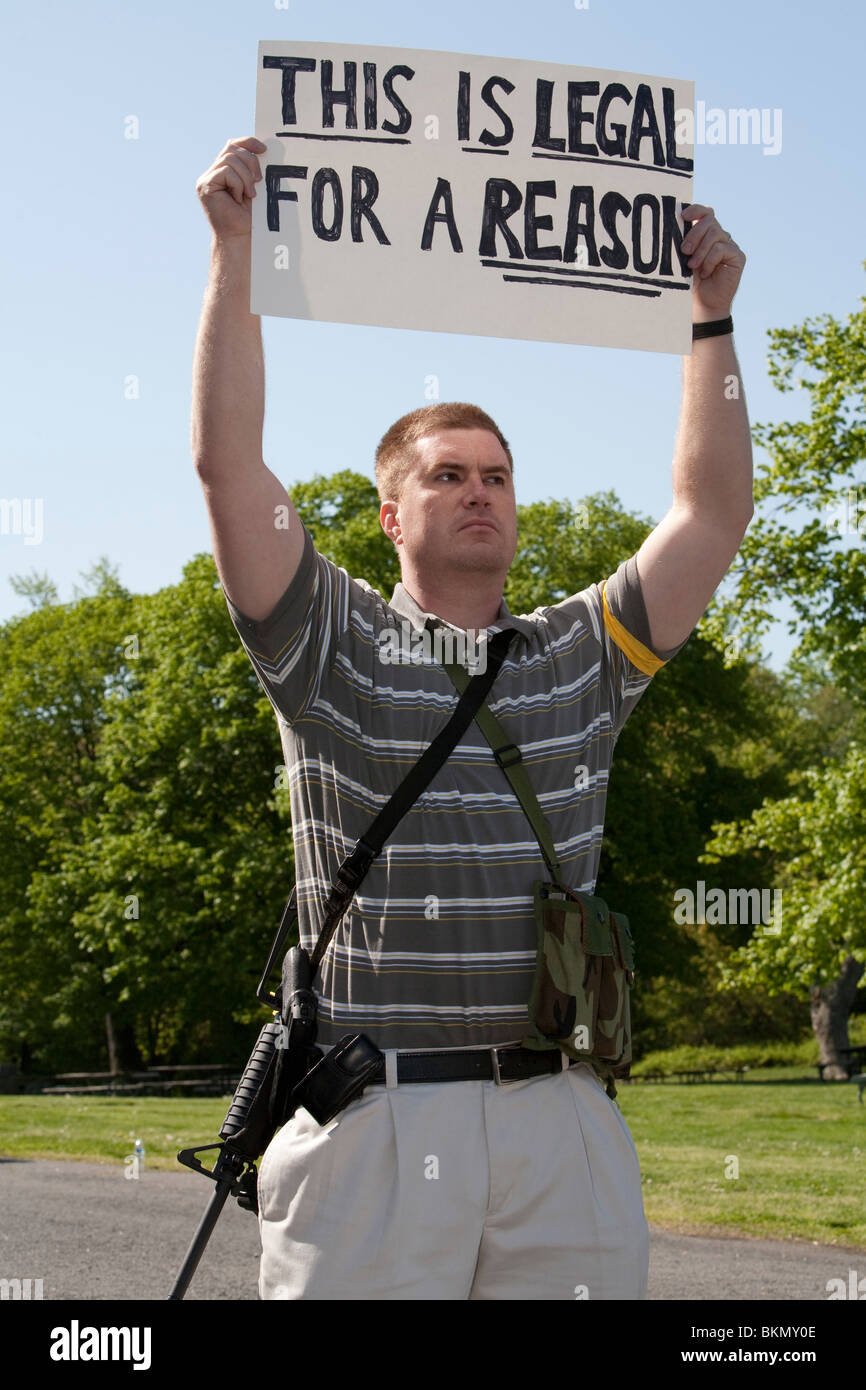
left=380, top=499, right=401, bottom=549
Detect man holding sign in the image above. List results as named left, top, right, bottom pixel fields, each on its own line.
left=192, top=114, right=749, bottom=1297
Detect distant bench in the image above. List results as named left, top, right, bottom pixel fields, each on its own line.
left=816, top=1046, right=866, bottom=1081
left=40, top=1079, right=239, bottom=1096
left=23, top=1064, right=241, bottom=1097
left=628, top=1067, right=750, bottom=1084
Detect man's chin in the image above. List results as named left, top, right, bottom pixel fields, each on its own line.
left=450, top=541, right=508, bottom=573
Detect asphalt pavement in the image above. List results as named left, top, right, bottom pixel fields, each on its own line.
left=0, top=1157, right=861, bottom=1301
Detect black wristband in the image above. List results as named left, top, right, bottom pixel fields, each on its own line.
left=692, top=315, right=733, bottom=340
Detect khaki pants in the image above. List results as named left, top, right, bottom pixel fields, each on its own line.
left=257, top=1054, right=648, bottom=1300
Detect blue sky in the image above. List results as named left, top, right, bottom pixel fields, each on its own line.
left=4, top=0, right=863, bottom=671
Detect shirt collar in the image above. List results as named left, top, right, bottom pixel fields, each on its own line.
left=387, top=581, right=535, bottom=639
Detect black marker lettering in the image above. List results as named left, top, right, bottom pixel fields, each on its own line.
left=382, top=65, right=415, bottom=135
left=524, top=180, right=560, bottom=260
left=421, top=177, right=463, bottom=251
left=479, top=178, right=524, bottom=258
left=262, top=56, right=316, bottom=126
left=563, top=186, right=600, bottom=265
left=599, top=190, right=631, bottom=269
left=533, top=79, right=566, bottom=152
left=628, top=84, right=665, bottom=166
left=265, top=164, right=308, bottom=232
left=660, top=196, right=691, bottom=276
left=596, top=83, right=632, bottom=158
left=479, top=76, right=515, bottom=147
left=363, top=62, right=378, bottom=130
left=457, top=70, right=471, bottom=142
left=321, top=60, right=357, bottom=129
left=351, top=166, right=390, bottom=244
left=663, top=88, right=693, bottom=171
left=631, top=193, right=660, bottom=273
left=567, top=81, right=599, bottom=156
left=311, top=167, right=343, bottom=240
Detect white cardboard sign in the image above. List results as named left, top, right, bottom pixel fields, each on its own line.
left=251, top=41, right=694, bottom=354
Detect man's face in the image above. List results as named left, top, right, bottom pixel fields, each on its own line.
left=381, top=428, right=518, bottom=582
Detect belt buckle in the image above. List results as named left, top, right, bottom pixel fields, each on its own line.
left=490, top=1047, right=505, bottom=1085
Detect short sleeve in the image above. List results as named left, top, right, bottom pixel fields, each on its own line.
left=598, top=553, right=689, bottom=732
left=222, top=522, right=374, bottom=726
left=526, top=553, right=690, bottom=739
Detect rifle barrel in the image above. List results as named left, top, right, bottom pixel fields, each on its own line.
left=168, top=1175, right=235, bottom=1301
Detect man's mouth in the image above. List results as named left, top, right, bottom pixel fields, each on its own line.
left=460, top=519, right=497, bottom=532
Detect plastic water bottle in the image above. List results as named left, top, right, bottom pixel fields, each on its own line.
left=134, top=1138, right=145, bottom=1174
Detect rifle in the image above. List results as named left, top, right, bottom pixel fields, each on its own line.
left=168, top=897, right=317, bottom=1301
left=167, top=1020, right=279, bottom=1302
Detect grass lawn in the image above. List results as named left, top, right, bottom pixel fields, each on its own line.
left=1, top=1067, right=864, bottom=1248
left=0, top=1096, right=229, bottom=1171
left=618, top=1068, right=866, bottom=1249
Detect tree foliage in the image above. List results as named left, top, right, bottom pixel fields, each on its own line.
left=1, top=557, right=295, bottom=1070
left=689, top=276, right=866, bottom=1065
left=706, top=268, right=866, bottom=703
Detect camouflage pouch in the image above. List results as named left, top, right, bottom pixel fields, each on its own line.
left=520, top=880, right=635, bottom=1097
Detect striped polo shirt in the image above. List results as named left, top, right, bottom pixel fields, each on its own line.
left=224, top=523, right=687, bottom=1051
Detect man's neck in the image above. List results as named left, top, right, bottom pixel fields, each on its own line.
left=400, top=569, right=506, bottom=630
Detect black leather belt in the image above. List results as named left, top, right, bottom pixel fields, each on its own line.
left=367, top=1045, right=579, bottom=1086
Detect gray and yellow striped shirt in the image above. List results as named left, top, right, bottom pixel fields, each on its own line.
left=224, top=524, right=687, bottom=1050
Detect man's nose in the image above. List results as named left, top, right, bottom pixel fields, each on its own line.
left=464, top=474, right=489, bottom=504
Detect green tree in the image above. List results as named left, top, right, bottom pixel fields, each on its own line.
left=290, top=469, right=399, bottom=595
left=701, top=743, right=866, bottom=1078
left=693, top=276, right=866, bottom=1075
left=705, top=268, right=866, bottom=703
left=0, top=564, right=135, bottom=1070
left=1, top=556, right=296, bottom=1071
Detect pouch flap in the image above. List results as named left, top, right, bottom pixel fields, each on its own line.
left=536, top=882, right=614, bottom=957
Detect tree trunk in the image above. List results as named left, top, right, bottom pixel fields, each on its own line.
left=810, top=955, right=864, bottom=1080
left=115, top=1021, right=144, bottom=1072
left=105, top=1012, right=119, bottom=1076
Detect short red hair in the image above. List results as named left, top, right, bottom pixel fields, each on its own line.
left=375, top=402, right=513, bottom=502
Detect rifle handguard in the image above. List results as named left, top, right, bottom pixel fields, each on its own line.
left=220, top=1019, right=283, bottom=1150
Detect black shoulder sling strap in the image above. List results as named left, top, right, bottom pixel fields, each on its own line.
left=257, top=625, right=519, bottom=1005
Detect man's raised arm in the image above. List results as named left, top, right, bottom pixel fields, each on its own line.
left=635, top=203, right=753, bottom=654
left=192, top=136, right=306, bottom=624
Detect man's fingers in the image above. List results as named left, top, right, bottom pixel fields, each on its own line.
left=687, top=223, right=725, bottom=267
left=695, top=240, right=731, bottom=278
left=199, top=152, right=258, bottom=204
left=684, top=220, right=741, bottom=271
left=199, top=137, right=268, bottom=202
left=221, top=136, right=268, bottom=159
left=223, top=143, right=265, bottom=184
left=199, top=163, right=246, bottom=205
left=682, top=203, right=714, bottom=221
left=681, top=215, right=720, bottom=257
left=222, top=150, right=259, bottom=198
left=697, top=237, right=745, bottom=278
left=234, top=146, right=264, bottom=181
